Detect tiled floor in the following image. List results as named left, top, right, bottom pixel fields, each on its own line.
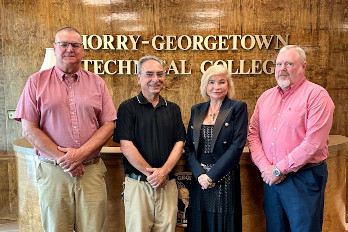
left=0, top=220, right=18, bottom=232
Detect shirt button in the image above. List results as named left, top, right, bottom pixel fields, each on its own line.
left=75, top=140, right=78, bottom=143
left=69, top=86, right=72, bottom=88
left=278, top=113, right=280, bottom=116
left=271, top=143, right=274, bottom=146
left=225, top=123, right=229, bottom=127
left=74, top=126, right=77, bottom=129
left=191, top=126, right=193, bottom=129
left=70, top=99, right=73, bottom=102
left=274, top=128, right=276, bottom=130
left=71, top=112, right=75, bottom=115
left=223, top=141, right=227, bottom=144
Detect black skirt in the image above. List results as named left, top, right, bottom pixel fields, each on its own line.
left=186, top=163, right=242, bottom=232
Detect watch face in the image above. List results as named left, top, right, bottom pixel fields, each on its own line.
left=273, top=169, right=280, bottom=176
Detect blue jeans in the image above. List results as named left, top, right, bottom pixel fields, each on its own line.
left=263, top=162, right=327, bottom=232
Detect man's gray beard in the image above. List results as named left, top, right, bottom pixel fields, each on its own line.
left=277, top=79, right=291, bottom=91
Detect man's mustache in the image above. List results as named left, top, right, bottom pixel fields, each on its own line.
left=279, top=71, right=289, bottom=76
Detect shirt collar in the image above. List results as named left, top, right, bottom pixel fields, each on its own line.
left=54, top=66, right=80, bottom=82
left=136, top=91, right=168, bottom=107
left=277, top=77, right=306, bottom=94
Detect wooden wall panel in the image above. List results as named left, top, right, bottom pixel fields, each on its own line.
left=0, top=155, right=17, bottom=220
left=0, top=0, right=6, bottom=154
left=0, top=0, right=347, bottom=228
left=0, top=0, right=347, bottom=150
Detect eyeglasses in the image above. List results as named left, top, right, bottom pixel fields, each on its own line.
left=142, top=71, right=166, bottom=78
left=55, top=41, right=83, bottom=49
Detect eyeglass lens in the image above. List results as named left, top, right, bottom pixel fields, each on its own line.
left=56, top=41, right=82, bottom=48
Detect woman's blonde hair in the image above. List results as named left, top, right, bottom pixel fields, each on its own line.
left=200, top=64, right=235, bottom=99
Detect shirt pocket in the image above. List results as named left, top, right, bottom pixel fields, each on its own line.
left=283, top=107, right=306, bottom=128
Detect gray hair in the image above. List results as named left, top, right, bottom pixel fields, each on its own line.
left=137, top=56, right=165, bottom=74
left=200, top=64, right=235, bottom=99
left=55, top=27, right=82, bottom=42
left=279, top=45, right=306, bottom=62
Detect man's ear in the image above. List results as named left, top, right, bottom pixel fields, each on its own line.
left=302, top=61, right=307, bottom=70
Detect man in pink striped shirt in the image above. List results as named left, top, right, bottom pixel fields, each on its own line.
left=14, top=27, right=116, bottom=232
left=248, top=45, right=334, bottom=232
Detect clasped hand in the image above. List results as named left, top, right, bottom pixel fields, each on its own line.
left=198, top=174, right=215, bottom=189
left=57, top=146, right=85, bottom=177
left=146, top=167, right=168, bottom=189
left=261, top=165, right=286, bottom=186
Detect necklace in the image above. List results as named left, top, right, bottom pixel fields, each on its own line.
left=209, top=102, right=222, bottom=122
left=209, top=112, right=216, bottom=121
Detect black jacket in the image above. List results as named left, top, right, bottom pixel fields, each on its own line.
left=184, top=97, right=248, bottom=182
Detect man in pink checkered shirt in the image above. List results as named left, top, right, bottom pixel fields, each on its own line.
left=14, top=27, right=116, bottom=232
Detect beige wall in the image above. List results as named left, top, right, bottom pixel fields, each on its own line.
left=1, top=0, right=347, bottom=154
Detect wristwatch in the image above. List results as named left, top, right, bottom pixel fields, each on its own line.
left=273, top=165, right=282, bottom=177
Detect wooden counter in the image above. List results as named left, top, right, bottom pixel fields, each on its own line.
left=13, top=135, right=348, bottom=232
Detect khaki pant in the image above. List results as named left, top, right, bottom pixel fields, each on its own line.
left=124, top=176, right=178, bottom=232
left=36, top=159, right=107, bottom=232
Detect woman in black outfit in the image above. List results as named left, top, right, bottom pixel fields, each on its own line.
left=185, top=65, right=248, bottom=232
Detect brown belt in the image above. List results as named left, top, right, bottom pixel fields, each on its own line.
left=300, top=160, right=326, bottom=170
left=38, top=156, right=100, bottom=166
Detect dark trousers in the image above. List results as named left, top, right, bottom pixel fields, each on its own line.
left=263, top=162, right=327, bottom=232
